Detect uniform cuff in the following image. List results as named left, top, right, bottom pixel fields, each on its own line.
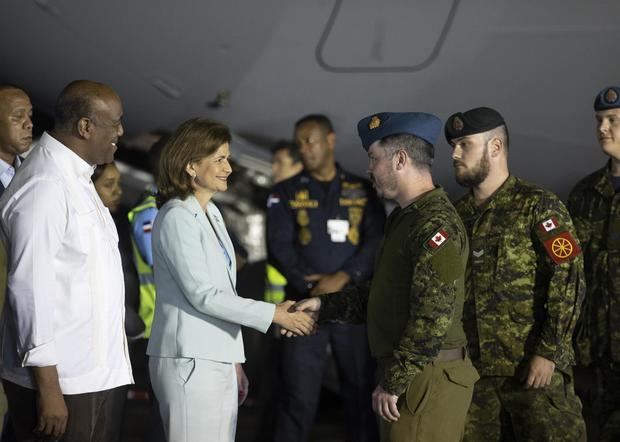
left=534, top=340, right=557, bottom=364
left=381, top=360, right=411, bottom=396
left=21, top=341, right=58, bottom=367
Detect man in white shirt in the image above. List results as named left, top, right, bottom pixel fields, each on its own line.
left=0, top=80, right=133, bottom=441
left=0, top=85, right=32, bottom=196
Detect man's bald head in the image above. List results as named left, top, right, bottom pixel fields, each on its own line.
left=53, top=80, right=121, bottom=132
left=0, top=85, right=33, bottom=163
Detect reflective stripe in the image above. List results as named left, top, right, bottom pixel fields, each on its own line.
left=264, top=264, right=286, bottom=303
left=128, top=194, right=158, bottom=338
left=138, top=273, right=155, bottom=286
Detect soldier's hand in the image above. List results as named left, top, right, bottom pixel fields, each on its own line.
left=372, top=384, right=400, bottom=422
left=305, top=271, right=350, bottom=296
left=294, top=297, right=321, bottom=318
left=523, top=355, right=556, bottom=389
left=273, top=300, right=316, bottom=337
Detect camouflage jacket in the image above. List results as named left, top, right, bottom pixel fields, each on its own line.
left=455, top=176, right=584, bottom=377
left=321, top=187, right=469, bottom=395
left=568, top=164, right=620, bottom=365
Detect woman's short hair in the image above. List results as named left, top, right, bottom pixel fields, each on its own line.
left=157, top=118, right=231, bottom=207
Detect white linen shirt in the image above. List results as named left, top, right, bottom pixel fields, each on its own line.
left=0, top=132, right=133, bottom=394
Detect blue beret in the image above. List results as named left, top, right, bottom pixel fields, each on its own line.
left=594, top=86, right=620, bottom=111
left=444, top=107, right=505, bottom=142
left=357, top=112, right=442, bottom=151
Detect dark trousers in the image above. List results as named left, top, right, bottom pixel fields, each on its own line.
left=274, top=322, right=378, bottom=442
left=2, top=380, right=127, bottom=442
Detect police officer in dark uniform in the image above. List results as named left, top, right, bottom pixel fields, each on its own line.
left=267, top=114, right=385, bottom=442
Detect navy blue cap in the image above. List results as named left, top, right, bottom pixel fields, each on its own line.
left=444, top=107, right=505, bottom=142
left=594, top=86, right=620, bottom=111
left=357, top=112, right=442, bottom=151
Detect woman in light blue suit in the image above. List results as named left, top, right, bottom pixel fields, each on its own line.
left=147, top=118, right=316, bottom=442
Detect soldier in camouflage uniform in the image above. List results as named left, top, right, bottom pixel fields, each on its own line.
left=568, top=86, right=620, bottom=441
left=295, top=112, right=480, bottom=442
left=445, top=107, right=586, bottom=441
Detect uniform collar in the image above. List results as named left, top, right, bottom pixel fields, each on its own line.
left=300, top=163, right=345, bottom=184
left=593, top=161, right=615, bottom=198
left=460, top=175, right=518, bottom=215
left=402, top=186, right=447, bottom=212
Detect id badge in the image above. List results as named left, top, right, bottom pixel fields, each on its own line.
left=327, top=219, right=350, bottom=243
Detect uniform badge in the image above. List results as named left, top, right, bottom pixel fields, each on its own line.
left=348, top=207, right=363, bottom=226
left=605, top=88, right=619, bottom=104
left=142, top=221, right=153, bottom=233
left=539, top=217, right=558, bottom=233
left=296, top=190, right=310, bottom=201
left=369, top=116, right=382, bottom=130
left=296, top=209, right=310, bottom=227
left=452, top=116, right=464, bottom=131
left=347, top=227, right=359, bottom=245
left=426, top=229, right=449, bottom=250
left=299, top=227, right=312, bottom=245
left=541, top=231, right=581, bottom=265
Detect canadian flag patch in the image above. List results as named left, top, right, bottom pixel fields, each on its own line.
left=427, top=229, right=449, bottom=249
left=539, top=217, right=558, bottom=232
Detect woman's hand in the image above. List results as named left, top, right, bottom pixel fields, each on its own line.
left=235, top=363, right=249, bottom=406
left=272, top=300, right=316, bottom=336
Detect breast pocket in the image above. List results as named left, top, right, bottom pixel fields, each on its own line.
left=75, top=209, right=99, bottom=254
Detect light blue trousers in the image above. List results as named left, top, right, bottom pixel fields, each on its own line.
left=149, top=357, right=237, bottom=442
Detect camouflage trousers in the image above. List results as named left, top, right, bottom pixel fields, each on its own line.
left=464, top=373, right=586, bottom=442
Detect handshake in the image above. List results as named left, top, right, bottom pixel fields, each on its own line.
left=272, top=298, right=322, bottom=337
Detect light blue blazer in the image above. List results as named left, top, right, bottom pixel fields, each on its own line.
left=146, top=195, right=275, bottom=363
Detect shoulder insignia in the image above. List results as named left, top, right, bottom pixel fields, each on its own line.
left=541, top=231, right=581, bottom=265
left=538, top=217, right=558, bottom=233
left=535, top=214, right=581, bottom=264
left=142, top=221, right=153, bottom=233
left=425, top=228, right=449, bottom=251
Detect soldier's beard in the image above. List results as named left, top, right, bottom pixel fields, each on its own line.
left=372, top=168, right=398, bottom=200
left=455, top=149, right=490, bottom=188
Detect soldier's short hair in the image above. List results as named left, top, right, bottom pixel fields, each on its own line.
left=380, top=133, right=434, bottom=168
left=484, top=124, right=510, bottom=153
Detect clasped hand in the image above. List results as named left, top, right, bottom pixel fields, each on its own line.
left=273, top=300, right=318, bottom=337
left=277, top=297, right=322, bottom=338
